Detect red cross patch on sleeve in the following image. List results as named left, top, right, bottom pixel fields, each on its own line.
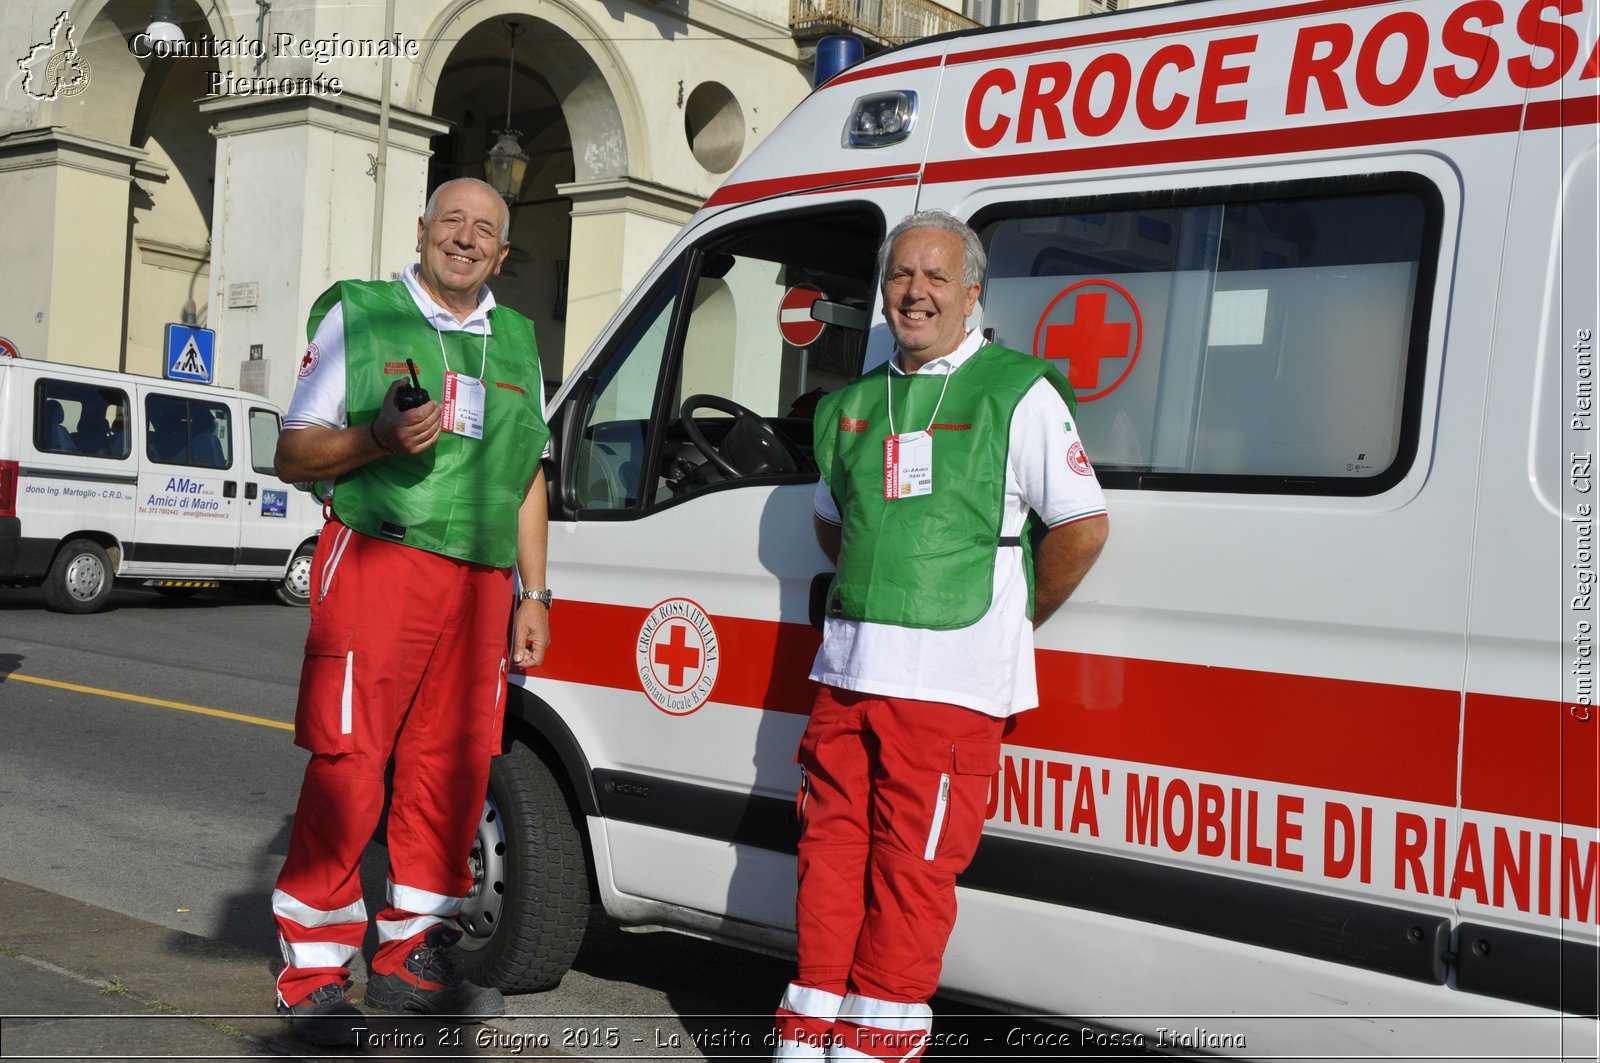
left=1068, top=441, right=1094, bottom=477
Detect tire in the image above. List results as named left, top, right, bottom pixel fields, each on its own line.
left=275, top=542, right=315, bottom=607
left=43, top=539, right=114, bottom=614
left=454, top=741, right=589, bottom=993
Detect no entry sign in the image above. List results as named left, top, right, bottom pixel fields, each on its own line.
left=778, top=285, right=826, bottom=347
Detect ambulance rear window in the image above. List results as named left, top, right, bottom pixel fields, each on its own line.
left=976, top=174, right=1439, bottom=495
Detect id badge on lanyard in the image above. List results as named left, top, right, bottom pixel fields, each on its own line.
left=884, top=431, right=933, bottom=499
left=441, top=372, right=486, bottom=440
left=883, top=364, right=950, bottom=501
left=435, top=321, right=490, bottom=440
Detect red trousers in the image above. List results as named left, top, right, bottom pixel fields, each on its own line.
left=272, top=519, right=511, bottom=1006
left=775, top=686, right=1003, bottom=1062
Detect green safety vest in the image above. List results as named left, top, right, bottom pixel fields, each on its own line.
left=814, top=343, right=1077, bottom=630
left=308, top=279, right=550, bottom=568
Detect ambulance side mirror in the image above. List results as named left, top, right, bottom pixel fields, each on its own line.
left=810, top=300, right=869, bottom=332
left=553, top=373, right=597, bottom=518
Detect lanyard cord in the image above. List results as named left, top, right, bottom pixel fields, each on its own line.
left=885, top=360, right=952, bottom=438
left=434, top=318, right=489, bottom=380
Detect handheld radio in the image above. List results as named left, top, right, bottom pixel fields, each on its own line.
left=396, top=358, right=430, bottom=411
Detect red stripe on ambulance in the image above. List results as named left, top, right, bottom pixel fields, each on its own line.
left=817, top=54, right=943, bottom=89
left=528, top=598, right=820, bottom=714
left=704, top=164, right=921, bottom=209
left=930, top=105, right=1523, bottom=183
left=527, top=599, right=1596, bottom=829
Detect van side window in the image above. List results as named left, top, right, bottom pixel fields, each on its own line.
left=146, top=394, right=233, bottom=470
left=566, top=207, right=880, bottom=516
left=248, top=409, right=281, bottom=476
left=33, top=380, right=130, bottom=459
left=976, top=176, right=1438, bottom=494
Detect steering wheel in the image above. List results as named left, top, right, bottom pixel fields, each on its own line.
left=679, top=394, right=799, bottom=478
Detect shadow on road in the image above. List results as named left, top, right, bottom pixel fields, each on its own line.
left=552, top=910, right=1158, bottom=1060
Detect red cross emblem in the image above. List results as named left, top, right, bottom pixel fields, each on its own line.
left=1032, top=280, right=1142, bottom=402
left=298, top=342, right=320, bottom=379
left=652, top=622, right=701, bottom=690
left=636, top=598, right=720, bottom=716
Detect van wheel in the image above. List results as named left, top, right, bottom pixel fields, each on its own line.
left=44, top=539, right=114, bottom=614
left=275, top=543, right=315, bottom=607
left=454, top=741, right=589, bottom=993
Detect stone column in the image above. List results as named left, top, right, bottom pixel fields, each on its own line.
left=557, top=176, right=704, bottom=379
left=0, top=129, right=152, bottom=369
left=201, top=93, right=447, bottom=407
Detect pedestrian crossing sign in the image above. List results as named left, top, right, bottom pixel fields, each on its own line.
left=165, top=324, right=215, bottom=384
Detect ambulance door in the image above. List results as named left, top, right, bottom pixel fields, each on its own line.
left=235, top=405, right=316, bottom=577
left=129, top=386, right=240, bottom=574
left=534, top=201, right=896, bottom=927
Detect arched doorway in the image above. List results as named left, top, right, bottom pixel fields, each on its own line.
left=415, top=2, right=651, bottom=385
left=427, top=19, right=580, bottom=389
left=12, top=0, right=224, bottom=375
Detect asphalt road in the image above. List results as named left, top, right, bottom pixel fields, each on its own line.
left=0, top=581, right=1154, bottom=1060
left=0, top=581, right=307, bottom=952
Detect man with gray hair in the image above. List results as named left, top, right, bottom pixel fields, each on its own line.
left=269, top=177, right=552, bottom=1046
left=773, top=210, right=1108, bottom=1062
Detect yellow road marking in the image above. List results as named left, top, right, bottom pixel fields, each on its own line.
left=6, top=673, right=294, bottom=732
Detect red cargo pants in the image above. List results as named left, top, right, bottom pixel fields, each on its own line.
left=272, top=518, right=511, bottom=1007
left=774, top=686, right=1003, bottom=1062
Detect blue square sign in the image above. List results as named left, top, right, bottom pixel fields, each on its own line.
left=165, top=324, right=216, bottom=384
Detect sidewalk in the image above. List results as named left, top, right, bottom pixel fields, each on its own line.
left=0, top=878, right=512, bottom=1060
left=0, top=878, right=1155, bottom=1062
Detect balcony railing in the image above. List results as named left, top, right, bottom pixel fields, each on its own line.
left=789, top=0, right=979, bottom=46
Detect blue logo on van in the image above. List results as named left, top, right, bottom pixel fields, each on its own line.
left=261, top=489, right=287, bottom=517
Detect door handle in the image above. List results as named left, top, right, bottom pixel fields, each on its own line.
left=223, top=481, right=237, bottom=498
left=245, top=482, right=258, bottom=500
left=809, top=572, right=833, bottom=630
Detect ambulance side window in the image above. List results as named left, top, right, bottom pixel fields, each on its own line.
left=33, top=380, right=130, bottom=459
left=571, top=278, right=680, bottom=511
left=146, top=394, right=233, bottom=470
left=976, top=175, right=1439, bottom=495
left=654, top=209, right=878, bottom=507
left=568, top=207, right=880, bottom=515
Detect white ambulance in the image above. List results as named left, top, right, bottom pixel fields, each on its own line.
left=454, top=0, right=1599, bottom=1057
left=0, top=355, right=322, bottom=612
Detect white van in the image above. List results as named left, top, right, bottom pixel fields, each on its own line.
left=0, top=355, right=322, bottom=612
left=453, top=0, right=1599, bottom=1057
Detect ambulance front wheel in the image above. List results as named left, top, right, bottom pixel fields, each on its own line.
left=275, top=542, right=315, bottom=607
left=44, top=539, right=114, bottom=614
left=455, top=740, right=589, bottom=993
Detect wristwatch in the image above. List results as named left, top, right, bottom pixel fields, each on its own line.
left=518, top=588, right=554, bottom=608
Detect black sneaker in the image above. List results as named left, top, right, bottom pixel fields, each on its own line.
left=278, top=981, right=366, bottom=1048
left=363, top=926, right=505, bottom=1019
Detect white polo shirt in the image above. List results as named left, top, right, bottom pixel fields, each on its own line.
left=811, top=329, right=1107, bottom=718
